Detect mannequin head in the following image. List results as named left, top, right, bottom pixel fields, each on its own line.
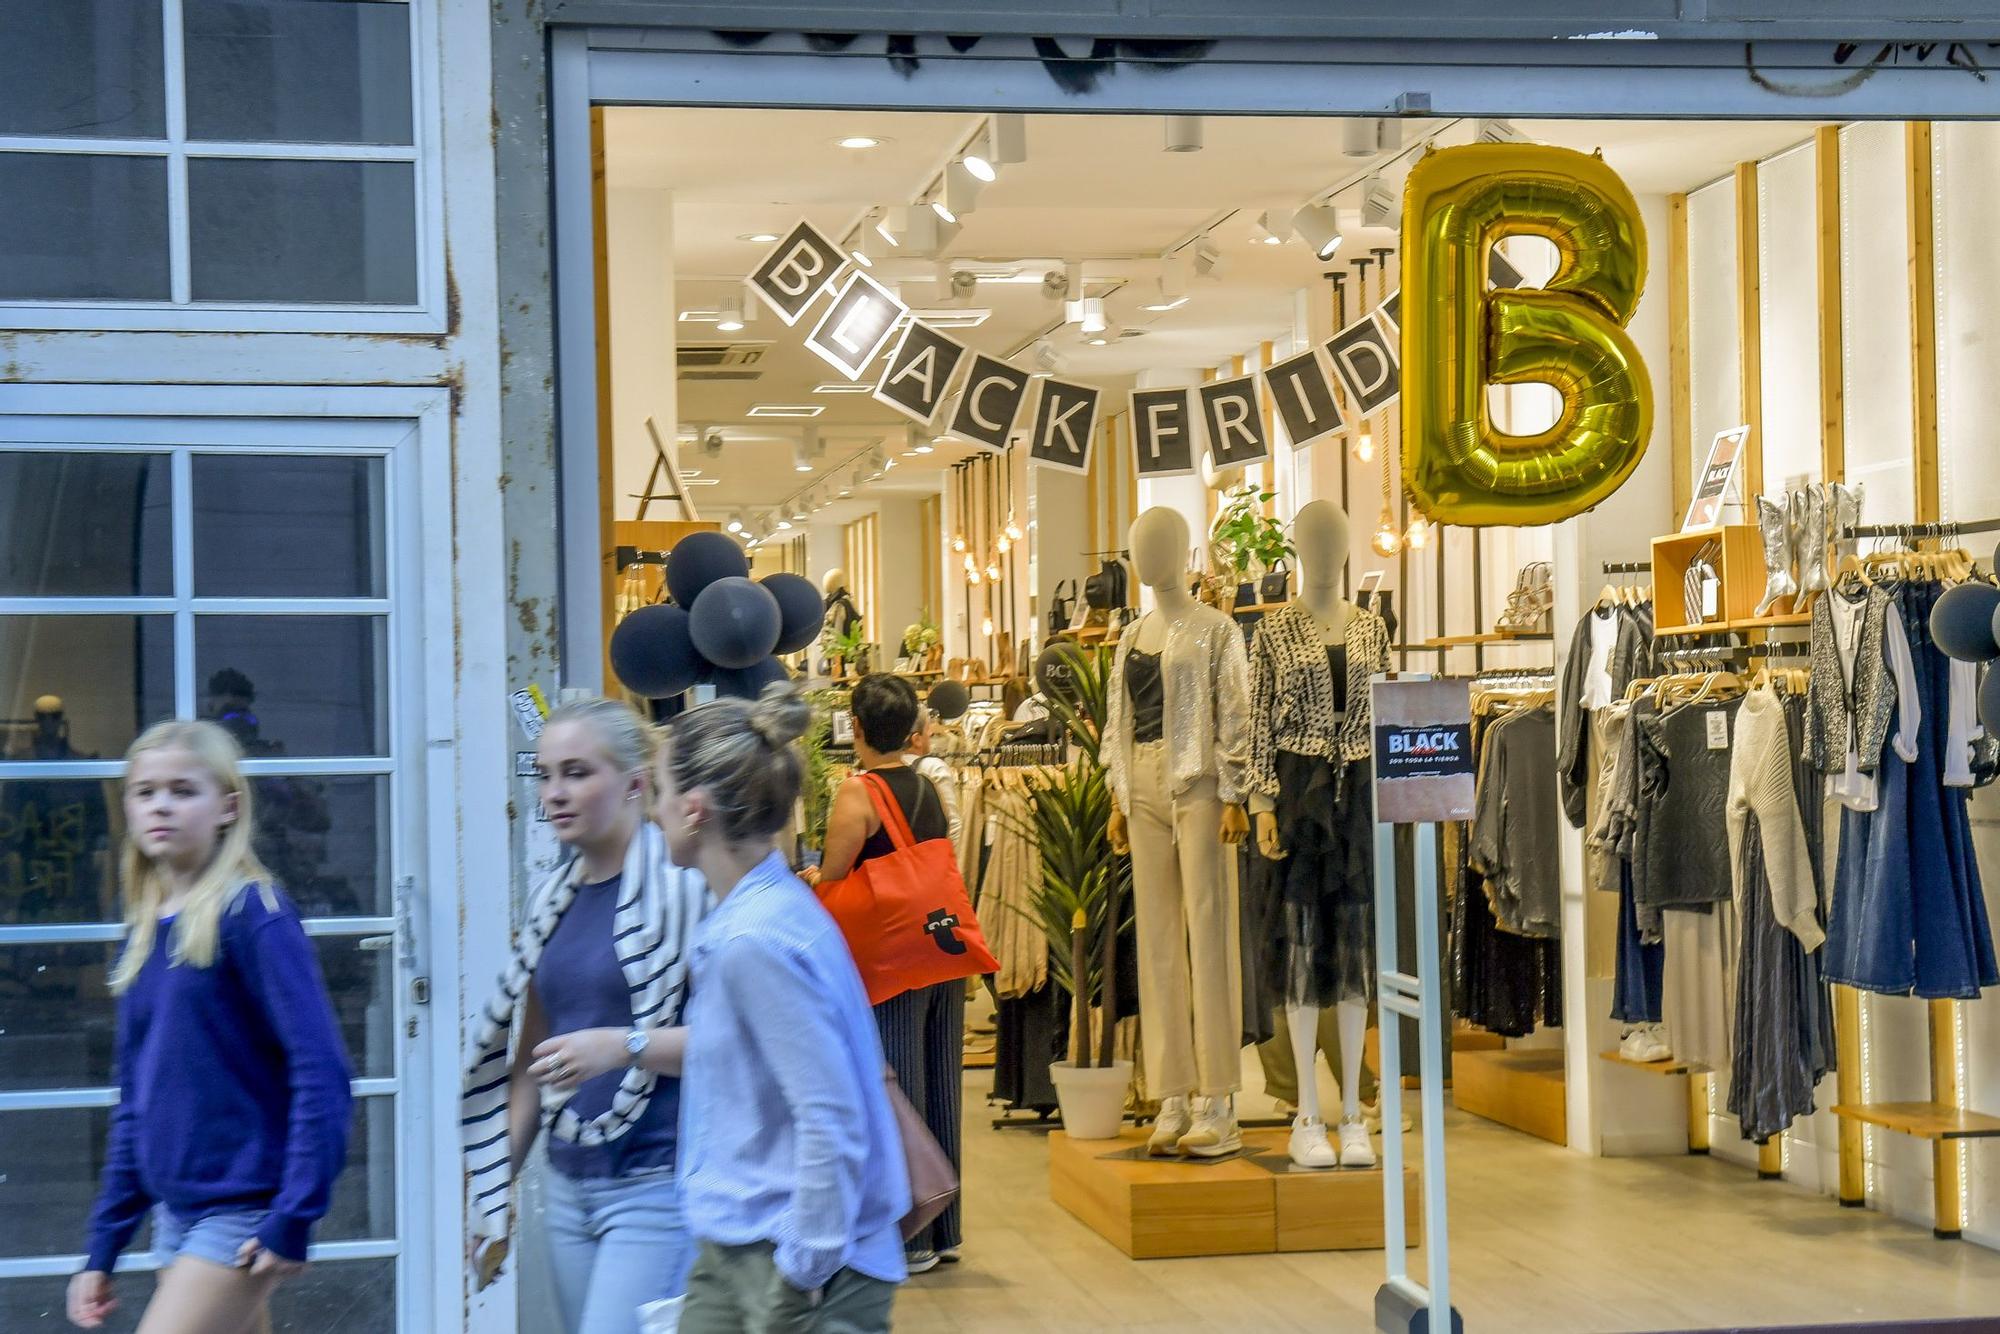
left=1293, top=501, right=1351, bottom=590
left=1129, top=507, right=1191, bottom=591
left=820, top=567, right=849, bottom=599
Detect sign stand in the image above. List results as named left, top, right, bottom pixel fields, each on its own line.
left=1370, top=674, right=1467, bottom=1334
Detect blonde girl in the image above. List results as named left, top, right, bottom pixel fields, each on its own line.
left=69, top=721, right=353, bottom=1334
left=459, top=697, right=707, bottom=1334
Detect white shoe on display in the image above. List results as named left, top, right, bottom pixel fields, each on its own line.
left=1362, top=1099, right=1412, bottom=1135
left=1288, top=1115, right=1339, bottom=1169
left=1337, top=1118, right=1377, bottom=1168
left=1177, top=1096, right=1243, bottom=1158
left=1618, top=1027, right=1647, bottom=1061
left=1148, top=1096, right=1193, bottom=1156
left=1638, top=1024, right=1673, bottom=1063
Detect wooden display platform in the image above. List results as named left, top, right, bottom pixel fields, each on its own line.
left=1452, top=1048, right=1567, bottom=1146
left=1832, top=1101, right=2000, bottom=1141
left=1048, top=1129, right=1418, bottom=1259
left=1598, top=1049, right=1704, bottom=1077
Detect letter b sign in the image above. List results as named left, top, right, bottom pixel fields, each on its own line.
left=1400, top=143, right=1654, bottom=527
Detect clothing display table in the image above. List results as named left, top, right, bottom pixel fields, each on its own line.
left=1449, top=1048, right=1567, bottom=1147
left=1047, top=1128, right=1419, bottom=1260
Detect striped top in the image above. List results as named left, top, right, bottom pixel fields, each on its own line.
left=678, top=850, right=910, bottom=1291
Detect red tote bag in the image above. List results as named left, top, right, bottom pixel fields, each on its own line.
left=817, top=771, right=998, bottom=1005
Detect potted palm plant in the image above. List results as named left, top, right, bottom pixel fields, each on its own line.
left=1019, top=643, right=1133, bottom=1138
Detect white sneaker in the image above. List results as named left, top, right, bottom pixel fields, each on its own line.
left=1148, top=1096, right=1193, bottom=1156
left=1618, top=1027, right=1647, bottom=1061
left=1637, top=1024, right=1673, bottom=1063
left=1362, top=1099, right=1413, bottom=1135
left=1288, top=1115, right=1338, bottom=1169
left=1338, top=1118, right=1377, bottom=1168
left=1177, top=1096, right=1243, bottom=1158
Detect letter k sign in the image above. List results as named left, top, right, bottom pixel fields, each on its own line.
left=1028, top=379, right=1100, bottom=475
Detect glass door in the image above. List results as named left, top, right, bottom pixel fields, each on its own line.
left=0, top=425, right=427, bottom=1332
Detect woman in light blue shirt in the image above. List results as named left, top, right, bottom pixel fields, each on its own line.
left=656, top=684, right=910, bottom=1333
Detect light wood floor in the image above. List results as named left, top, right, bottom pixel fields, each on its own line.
left=896, top=1074, right=2000, bottom=1332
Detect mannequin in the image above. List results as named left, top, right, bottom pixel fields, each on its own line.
left=1104, top=507, right=1252, bottom=1157
left=1246, top=500, right=1387, bottom=1169
left=820, top=567, right=862, bottom=639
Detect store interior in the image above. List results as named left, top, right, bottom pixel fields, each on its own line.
left=587, top=107, right=2000, bottom=1329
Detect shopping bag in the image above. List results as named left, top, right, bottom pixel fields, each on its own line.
left=886, top=1065, right=959, bottom=1241
left=816, top=772, right=997, bottom=1005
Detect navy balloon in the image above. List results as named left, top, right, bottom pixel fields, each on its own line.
left=710, top=656, right=792, bottom=700
left=761, top=572, right=826, bottom=654
left=690, top=577, right=783, bottom=669
left=609, top=604, right=703, bottom=698
left=927, top=680, right=971, bottom=722
left=665, top=530, right=749, bottom=609
left=1931, top=581, right=2000, bottom=663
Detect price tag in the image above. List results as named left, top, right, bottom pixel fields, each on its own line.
left=1706, top=710, right=1729, bottom=750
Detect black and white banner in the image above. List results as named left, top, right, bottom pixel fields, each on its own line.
left=948, top=354, right=1033, bottom=451
left=1027, top=379, right=1101, bottom=475
left=872, top=320, right=968, bottom=426
left=1196, top=375, right=1270, bottom=470
left=1327, top=313, right=1401, bottom=415
left=747, top=220, right=848, bottom=327
left=1130, top=387, right=1196, bottom=478
left=1261, top=347, right=1345, bottom=449
left=747, top=219, right=1418, bottom=480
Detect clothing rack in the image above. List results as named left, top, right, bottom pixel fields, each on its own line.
left=1470, top=665, right=1557, bottom=687
left=1602, top=560, right=1653, bottom=575
left=1839, top=517, right=2000, bottom=542
left=614, top=545, right=671, bottom=573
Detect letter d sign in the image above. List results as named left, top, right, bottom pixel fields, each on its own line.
left=1401, top=143, right=1654, bottom=527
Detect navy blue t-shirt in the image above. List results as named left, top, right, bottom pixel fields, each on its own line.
left=536, top=875, right=680, bottom=1179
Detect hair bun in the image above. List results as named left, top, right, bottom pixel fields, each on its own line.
left=748, top=683, right=811, bottom=748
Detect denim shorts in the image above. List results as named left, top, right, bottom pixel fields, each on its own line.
left=153, top=1205, right=267, bottom=1268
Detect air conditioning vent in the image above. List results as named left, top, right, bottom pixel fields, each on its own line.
left=677, top=343, right=769, bottom=374
left=680, top=369, right=764, bottom=382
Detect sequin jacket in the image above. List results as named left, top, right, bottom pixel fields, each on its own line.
left=1246, top=601, right=1391, bottom=799
left=1104, top=603, right=1253, bottom=809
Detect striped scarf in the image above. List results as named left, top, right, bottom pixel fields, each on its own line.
left=460, top=820, right=705, bottom=1245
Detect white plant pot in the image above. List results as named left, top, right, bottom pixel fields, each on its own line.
left=1049, top=1059, right=1133, bottom=1139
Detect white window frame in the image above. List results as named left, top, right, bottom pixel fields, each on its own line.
left=0, top=0, right=444, bottom=335
left=0, top=384, right=464, bottom=1334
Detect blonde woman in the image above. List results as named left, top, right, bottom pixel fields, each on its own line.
left=460, top=698, right=706, bottom=1334
left=69, top=721, right=353, bottom=1333
left=659, top=685, right=909, bottom=1334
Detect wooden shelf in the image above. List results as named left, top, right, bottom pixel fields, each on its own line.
left=1231, top=601, right=1289, bottom=616
left=1831, top=1102, right=2000, bottom=1141
left=1424, top=631, right=1556, bottom=648
left=1653, top=612, right=1812, bottom=637
left=1598, top=1050, right=1705, bottom=1077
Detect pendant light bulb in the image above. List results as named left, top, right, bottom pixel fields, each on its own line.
left=1353, top=428, right=1375, bottom=464
left=962, top=552, right=976, bottom=574
left=1405, top=515, right=1430, bottom=550
left=985, top=562, right=1001, bottom=582
left=981, top=616, right=995, bottom=636
left=1371, top=511, right=1403, bottom=557
left=997, top=535, right=1011, bottom=554
left=952, top=535, right=967, bottom=553
left=968, top=569, right=982, bottom=586
left=1005, top=518, right=1023, bottom=542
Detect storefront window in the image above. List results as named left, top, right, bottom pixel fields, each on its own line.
left=0, top=0, right=167, bottom=139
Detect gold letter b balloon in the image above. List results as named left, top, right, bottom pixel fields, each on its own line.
left=1402, top=143, right=1653, bottom=527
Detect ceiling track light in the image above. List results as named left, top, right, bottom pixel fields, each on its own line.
left=1292, top=203, right=1345, bottom=262
left=1360, top=173, right=1398, bottom=229
left=1164, top=114, right=1204, bottom=153
left=1085, top=323, right=1123, bottom=347
left=1343, top=117, right=1386, bottom=158
left=1069, top=296, right=1107, bottom=334
left=964, top=113, right=1027, bottom=183
left=1144, top=257, right=1190, bottom=311
left=1476, top=118, right=1525, bottom=145
left=715, top=292, right=746, bottom=333
left=1253, top=208, right=1293, bottom=247
left=1192, top=237, right=1225, bottom=282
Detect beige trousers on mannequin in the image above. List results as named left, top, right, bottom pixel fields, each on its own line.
left=1127, top=741, right=1243, bottom=1098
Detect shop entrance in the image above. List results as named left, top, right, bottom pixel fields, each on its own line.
left=549, top=33, right=2000, bottom=1332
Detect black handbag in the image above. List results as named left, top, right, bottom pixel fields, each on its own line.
left=1083, top=558, right=1127, bottom=611
left=1048, top=579, right=1077, bottom=636
left=1258, top=560, right=1291, bottom=605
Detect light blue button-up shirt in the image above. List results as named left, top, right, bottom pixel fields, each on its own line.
left=679, top=850, right=911, bottom=1291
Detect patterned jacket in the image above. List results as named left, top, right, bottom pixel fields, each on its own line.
left=1246, top=600, right=1391, bottom=800
left=1104, top=603, right=1253, bottom=809
left=1803, top=584, right=1898, bottom=777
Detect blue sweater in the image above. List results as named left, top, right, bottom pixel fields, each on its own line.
left=83, top=884, right=354, bottom=1272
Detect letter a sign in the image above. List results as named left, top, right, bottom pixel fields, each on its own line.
left=873, top=321, right=968, bottom=426
left=748, top=220, right=847, bottom=326
left=1028, top=379, right=1100, bottom=475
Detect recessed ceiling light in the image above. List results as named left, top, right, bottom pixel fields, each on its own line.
left=907, top=308, right=990, bottom=329
left=836, top=135, right=886, bottom=150
left=1143, top=296, right=1189, bottom=312
left=812, top=381, right=873, bottom=395
left=739, top=232, right=780, bottom=244
left=747, top=404, right=825, bottom=418
left=912, top=442, right=934, bottom=454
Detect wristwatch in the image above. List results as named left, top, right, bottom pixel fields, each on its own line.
left=624, top=1028, right=650, bottom=1065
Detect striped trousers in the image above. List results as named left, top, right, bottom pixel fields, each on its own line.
left=874, top=979, right=965, bottom=1251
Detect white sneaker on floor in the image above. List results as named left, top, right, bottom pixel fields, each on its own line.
left=1362, top=1099, right=1412, bottom=1135
left=1148, top=1096, right=1193, bottom=1156
left=1177, top=1096, right=1242, bottom=1158
left=1338, top=1118, right=1377, bottom=1168
left=906, top=1247, right=940, bottom=1275
left=1288, top=1115, right=1338, bottom=1169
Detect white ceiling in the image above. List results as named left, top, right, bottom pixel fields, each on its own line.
left=604, top=108, right=1819, bottom=525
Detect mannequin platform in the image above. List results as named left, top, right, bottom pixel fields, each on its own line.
left=1048, top=1128, right=1420, bottom=1259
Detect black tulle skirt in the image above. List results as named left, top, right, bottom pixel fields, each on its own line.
left=1261, top=751, right=1376, bottom=1009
